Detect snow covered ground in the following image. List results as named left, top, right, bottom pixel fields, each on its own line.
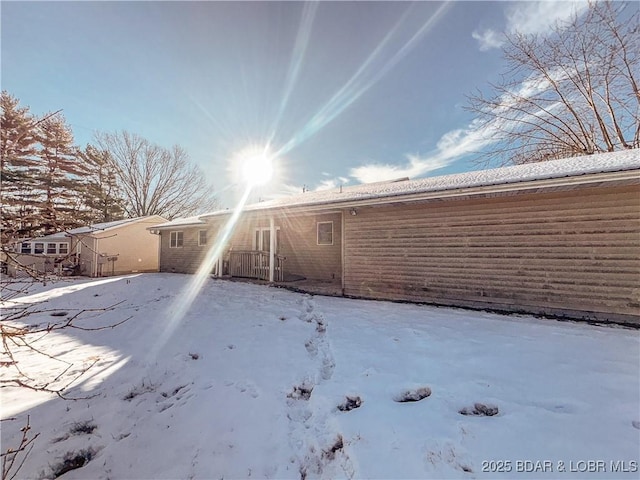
left=1, top=273, right=638, bottom=479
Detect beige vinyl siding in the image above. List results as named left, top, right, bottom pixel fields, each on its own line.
left=76, top=236, right=98, bottom=276
left=278, top=213, right=342, bottom=281
left=94, top=226, right=160, bottom=275
left=343, top=183, right=640, bottom=323
left=230, top=215, right=261, bottom=251
left=225, top=212, right=342, bottom=281
left=159, top=222, right=221, bottom=274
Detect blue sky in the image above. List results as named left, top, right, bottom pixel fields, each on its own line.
left=2, top=1, right=588, bottom=207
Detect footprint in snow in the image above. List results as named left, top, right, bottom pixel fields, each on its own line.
left=632, top=420, right=640, bottom=430
left=337, top=396, right=363, bottom=412
left=459, top=402, right=499, bottom=416
left=424, top=441, right=472, bottom=474
left=288, top=383, right=314, bottom=401
left=234, top=380, right=260, bottom=398
left=393, top=386, right=432, bottom=403
left=320, top=356, right=335, bottom=381
left=304, top=339, right=318, bottom=357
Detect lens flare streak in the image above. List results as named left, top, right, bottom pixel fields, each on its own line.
left=268, top=1, right=319, bottom=146
left=150, top=185, right=254, bottom=357
left=275, top=2, right=452, bottom=159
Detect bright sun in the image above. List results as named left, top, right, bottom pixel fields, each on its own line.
left=240, top=147, right=274, bottom=186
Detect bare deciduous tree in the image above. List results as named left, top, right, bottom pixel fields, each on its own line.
left=1, top=415, right=39, bottom=480
left=466, top=1, right=639, bottom=166
left=94, top=131, right=219, bottom=219
left=0, top=272, right=130, bottom=480
left=77, top=145, right=126, bottom=224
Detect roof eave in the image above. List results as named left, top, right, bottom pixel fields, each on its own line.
left=147, top=222, right=205, bottom=231
left=200, top=168, right=639, bottom=219
left=71, top=215, right=167, bottom=236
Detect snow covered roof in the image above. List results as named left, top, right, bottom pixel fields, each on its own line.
left=16, top=232, right=69, bottom=243
left=67, top=215, right=167, bottom=235
left=150, top=215, right=206, bottom=230
left=200, top=149, right=638, bottom=218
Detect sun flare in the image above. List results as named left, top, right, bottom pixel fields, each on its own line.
left=239, top=147, right=274, bottom=186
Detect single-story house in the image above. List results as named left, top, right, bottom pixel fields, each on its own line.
left=150, top=150, right=640, bottom=324
left=6, top=233, right=73, bottom=275
left=68, top=215, right=167, bottom=277
left=7, top=215, right=167, bottom=277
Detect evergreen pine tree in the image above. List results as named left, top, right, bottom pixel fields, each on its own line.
left=34, top=114, right=87, bottom=235
left=0, top=91, right=40, bottom=242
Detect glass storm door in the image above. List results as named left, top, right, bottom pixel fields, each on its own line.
left=254, top=228, right=280, bottom=254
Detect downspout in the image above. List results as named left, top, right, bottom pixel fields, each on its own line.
left=157, top=230, right=162, bottom=272
left=94, top=237, right=99, bottom=277
left=214, top=221, right=223, bottom=277
left=269, top=216, right=275, bottom=282
left=341, top=210, right=345, bottom=296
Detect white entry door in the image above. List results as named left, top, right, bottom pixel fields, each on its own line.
left=254, top=227, right=280, bottom=254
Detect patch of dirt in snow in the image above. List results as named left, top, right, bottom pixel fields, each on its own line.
left=51, top=420, right=97, bottom=443
left=47, top=447, right=100, bottom=479
left=122, top=381, right=156, bottom=401
left=393, top=386, right=432, bottom=403
left=337, top=396, right=363, bottom=412
left=288, top=382, right=314, bottom=401
left=459, top=402, right=499, bottom=417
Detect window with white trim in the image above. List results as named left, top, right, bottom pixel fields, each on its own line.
left=21, top=243, right=31, bottom=254
left=59, top=243, right=69, bottom=254
left=198, top=230, right=207, bottom=246
left=317, top=221, right=333, bottom=245
left=170, top=231, right=184, bottom=248
left=47, top=243, right=57, bottom=254
left=34, top=243, right=44, bottom=254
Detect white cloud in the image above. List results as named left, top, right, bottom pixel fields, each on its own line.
left=349, top=67, right=567, bottom=185
left=505, top=1, right=588, bottom=36
left=274, top=69, right=569, bottom=190
left=349, top=155, right=450, bottom=184
left=472, top=29, right=505, bottom=51
left=349, top=118, right=502, bottom=185
left=314, top=176, right=350, bottom=191
left=473, top=1, right=590, bottom=51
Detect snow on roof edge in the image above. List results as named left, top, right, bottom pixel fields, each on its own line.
left=194, top=149, right=638, bottom=220
left=151, top=215, right=206, bottom=229
left=67, top=215, right=167, bottom=235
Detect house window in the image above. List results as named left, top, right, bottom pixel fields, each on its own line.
left=21, top=243, right=31, bottom=254
left=198, top=230, right=207, bottom=246
left=34, top=243, right=44, bottom=254
left=59, top=243, right=69, bottom=254
left=317, top=222, right=333, bottom=245
left=170, top=231, right=184, bottom=248
left=47, top=243, right=57, bottom=254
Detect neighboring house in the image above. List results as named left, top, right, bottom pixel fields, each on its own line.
left=17, top=233, right=71, bottom=256
left=7, top=233, right=73, bottom=275
left=151, top=150, right=640, bottom=324
left=68, top=216, right=167, bottom=277
left=6, top=215, right=167, bottom=277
